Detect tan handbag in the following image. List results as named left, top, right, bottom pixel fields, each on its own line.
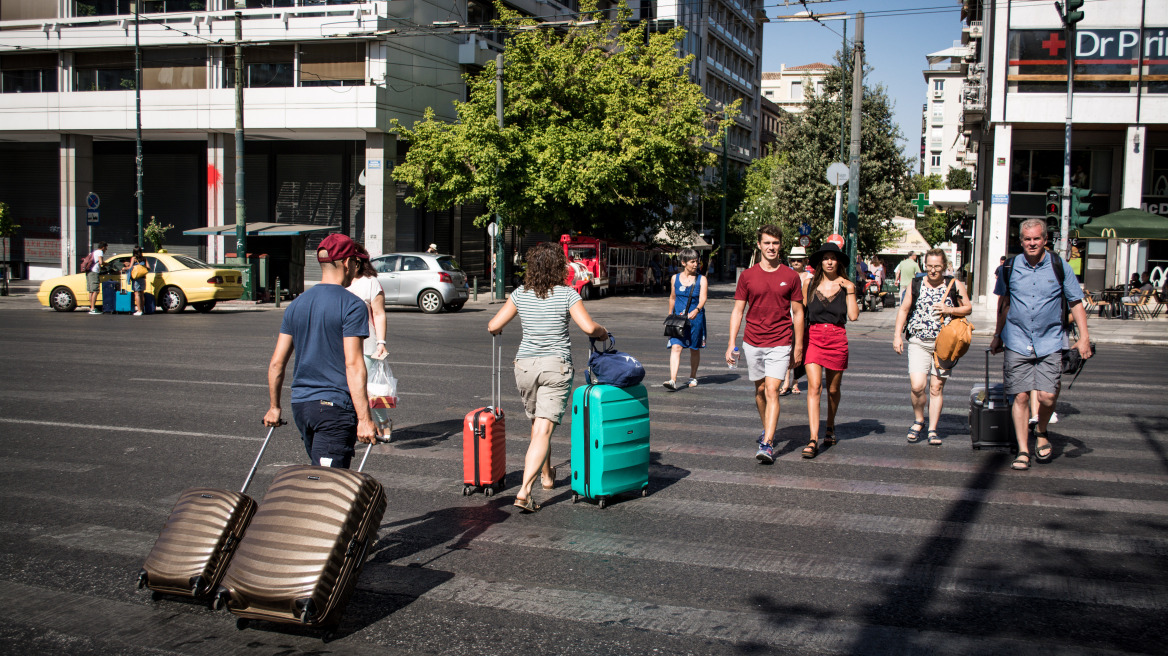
left=933, top=278, right=973, bottom=371
left=131, top=264, right=149, bottom=280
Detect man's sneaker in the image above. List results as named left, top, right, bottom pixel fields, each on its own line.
left=88, top=310, right=101, bottom=315
left=133, top=311, right=143, bottom=316
left=755, top=440, right=775, bottom=464
left=1049, top=411, right=1059, bottom=424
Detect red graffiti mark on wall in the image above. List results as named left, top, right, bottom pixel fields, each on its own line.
left=207, top=164, right=222, bottom=190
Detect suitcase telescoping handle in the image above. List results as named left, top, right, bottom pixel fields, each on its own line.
left=490, top=333, right=502, bottom=414
left=355, top=431, right=392, bottom=473
left=241, top=420, right=285, bottom=494
left=985, top=348, right=991, bottom=392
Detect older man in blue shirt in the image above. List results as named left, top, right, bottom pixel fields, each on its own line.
left=990, top=219, right=1091, bottom=471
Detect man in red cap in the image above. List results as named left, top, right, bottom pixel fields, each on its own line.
left=263, top=233, right=377, bottom=468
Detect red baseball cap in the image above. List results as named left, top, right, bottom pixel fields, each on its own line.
left=316, top=234, right=367, bottom=263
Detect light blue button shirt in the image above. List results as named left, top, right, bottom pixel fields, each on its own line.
left=994, top=253, right=1082, bottom=358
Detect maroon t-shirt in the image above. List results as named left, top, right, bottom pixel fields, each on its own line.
left=734, top=264, right=805, bottom=348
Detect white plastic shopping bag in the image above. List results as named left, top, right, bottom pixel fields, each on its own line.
left=367, top=356, right=398, bottom=409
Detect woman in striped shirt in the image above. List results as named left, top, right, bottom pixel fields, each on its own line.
left=488, top=242, right=608, bottom=512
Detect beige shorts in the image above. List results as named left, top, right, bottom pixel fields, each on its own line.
left=906, top=336, right=950, bottom=379
left=514, top=356, right=574, bottom=424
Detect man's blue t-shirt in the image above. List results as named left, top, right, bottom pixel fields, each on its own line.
left=993, top=252, right=1083, bottom=358
left=280, top=283, right=368, bottom=410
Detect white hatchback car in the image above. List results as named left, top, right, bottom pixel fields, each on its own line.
left=370, top=252, right=469, bottom=313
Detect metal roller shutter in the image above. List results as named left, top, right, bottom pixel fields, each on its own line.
left=0, top=144, right=59, bottom=267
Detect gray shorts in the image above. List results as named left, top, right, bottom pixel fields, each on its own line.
left=86, top=272, right=100, bottom=293
left=1003, top=349, right=1062, bottom=396
left=514, top=356, right=573, bottom=424
left=906, top=336, right=950, bottom=379
left=742, top=342, right=792, bottom=382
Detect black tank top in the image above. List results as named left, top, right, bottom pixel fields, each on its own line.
left=808, top=287, right=847, bottom=327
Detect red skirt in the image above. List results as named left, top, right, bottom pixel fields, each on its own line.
left=805, top=323, right=849, bottom=371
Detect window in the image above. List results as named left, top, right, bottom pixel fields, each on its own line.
left=299, top=43, right=365, bottom=87
left=145, top=257, right=168, bottom=273
left=225, top=46, right=294, bottom=89
left=930, top=154, right=942, bottom=167
left=815, top=81, right=825, bottom=96
left=1, top=54, right=58, bottom=93
left=790, top=80, right=802, bottom=100
left=399, top=256, right=429, bottom=272
left=74, top=51, right=135, bottom=91
left=933, top=79, right=944, bottom=91
left=374, top=256, right=399, bottom=273
left=142, top=48, right=206, bottom=90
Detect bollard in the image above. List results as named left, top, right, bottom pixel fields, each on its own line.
left=274, top=277, right=281, bottom=308
left=472, top=276, right=478, bottom=301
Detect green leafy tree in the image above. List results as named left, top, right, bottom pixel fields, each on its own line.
left=946, top=166, right=973, bottom=190
left=391, top=2, right=727, bottom=240
left=731, top=47, right=911, bottom=257
left=144, top=216, right=174, bottom=252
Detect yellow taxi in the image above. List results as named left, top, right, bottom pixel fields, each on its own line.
left=38, top=252, right=245, bottom=313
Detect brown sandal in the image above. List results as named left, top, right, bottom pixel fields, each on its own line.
left=514, top=496, right=540, bottom=513
left=802, top=440, right=819, bottom=459
left=822, top=427, right=836, bottom=446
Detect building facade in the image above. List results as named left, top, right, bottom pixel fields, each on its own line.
left=960, top=0, right=1168, bottom=304
left=921, top=45, right=976, bottom=178
left=760, top=62, right=830, bottom=115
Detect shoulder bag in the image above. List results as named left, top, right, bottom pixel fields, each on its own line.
left=130, top=263, right=149, bottom=280
left=586, top=334, right=646, bottom=387
left=663, top=274, right=699, bottom=339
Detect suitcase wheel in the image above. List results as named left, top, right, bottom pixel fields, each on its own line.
left=462, top=485, right=472, bottom=496
left=150, top=591, right=163, bottom=602
left=322, top=630, right=337, bottom=643
left=972, top=445, right=980, bottom=450
left=484, top=486, right=494, bottom=498
left=572, top=493, right=579, bottom=504
left=137, top=569, right=147, bottom=590
left=598, top=497, right=607, bottom=509
left=641, top=487, right=648, bottom=498
left=235, top=618, right=250, bottom=631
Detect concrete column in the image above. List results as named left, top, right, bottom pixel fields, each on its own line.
left=1117, top=125, right=1146, bottom=286
left=206, top=134, right=236, bottom=263
left=59, top=134, right=93, bottom=274
left=983, top=123, right=1012, bottom=320
left=363, top=132, right=397, bottom=257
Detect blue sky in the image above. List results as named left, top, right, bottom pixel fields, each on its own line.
left=760, top=0, right=967, bottom=168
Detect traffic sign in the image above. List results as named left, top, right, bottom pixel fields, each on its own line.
left=86, top=210, right=100, bottom=226
left=798, top=235, right=810, bottom=248
left=798, top=222, right=812, bottom=236
left=486, top=222, right=497, bottom=238
left=85, top=192, right=100, bottom=211
left=825, top=162, right=850, bottom=186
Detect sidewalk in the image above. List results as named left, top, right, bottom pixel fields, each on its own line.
left=0, top=279, right=268, bottom=312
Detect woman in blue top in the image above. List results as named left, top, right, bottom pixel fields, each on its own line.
left=664, top=248, right=708, bottom=391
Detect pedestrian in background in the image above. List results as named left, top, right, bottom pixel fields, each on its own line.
left=663, top=248, right=707, bottom=391
left=121, top=246, right=147, bottom=316
left=726, top=225, right=805, bottom=464
left=86, top=241, right=107, bottom=315
left=263, top=234, right=376, bottom=469
left=892, top=248, right=972, bottom=446
left=487, top=242, right=608, bottom=512
left=991, top=219, right=1091, bottom=471
left=871, top=257, right=885, bottom=289
left=800, top=242, right=859, bottom=459
left=346, top=245, right=388, bottom=366
left=779, top=246, right=811, bottom=397
left=895, top=251, right=920, bottom=301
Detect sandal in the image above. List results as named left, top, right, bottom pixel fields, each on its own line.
left=791, top=386, right=801, bottom=395
left=822, top=427, right=836, bottom=446
left=778, top=386, right=792, bottom=396
left=802, top=440, right=819, bottom=459
left=927, top=430, right=942, bottom=446
left=1011, top=452, right=1031, bottom=471
left=663, top=380, right=679, bottom=391
left=906, top=421, right=925, bottom=443
left=541, top=466, right=557, bottom=490
left=1034, top=433, right=1053, bottom=463
left=513, top=496, right=541, bottom=513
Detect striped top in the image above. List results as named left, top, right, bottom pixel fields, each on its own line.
left=511, top=284, right=581, bottom=364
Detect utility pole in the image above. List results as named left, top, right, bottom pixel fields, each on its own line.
left=1057, top=0, right=1084, bottom=260
left=234, top=11, right=249, bottom=299
left=720, top=107, right=728, bottom=281
left=844, top=12, right=863, bottom=280
left=839, top=18, right=847, bottom=164
left=134, top=1, right=144, bottom=248
left=494, top=53, right=505, bottom=300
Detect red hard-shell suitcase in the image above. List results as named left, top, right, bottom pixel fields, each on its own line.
left=463, top=335, right=506, bottom=496
left=213, top=442, right=387, bottom=635
left=138, top=424, right=281, bottom=599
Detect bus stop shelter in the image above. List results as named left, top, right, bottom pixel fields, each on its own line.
left=183, top=222, right=340, bottom=299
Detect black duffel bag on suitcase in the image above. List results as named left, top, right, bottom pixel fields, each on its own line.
left=969, top=349, right=1016, bottom=450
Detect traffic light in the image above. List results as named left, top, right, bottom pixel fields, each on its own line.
left=1045, top=188, right=1062, bottom=233
left=1068, top=186, right=1093, bottom=228
left=1061, top=0, right=1085, bottom=27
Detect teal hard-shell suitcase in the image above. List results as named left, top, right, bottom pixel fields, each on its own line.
left=570, top=383, right=650, bottom=508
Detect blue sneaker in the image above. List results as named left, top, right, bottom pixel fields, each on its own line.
left=755, top=440, right=775, bottom=464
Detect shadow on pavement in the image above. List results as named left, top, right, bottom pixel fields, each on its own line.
left=389, top=418, right=462, bottom=449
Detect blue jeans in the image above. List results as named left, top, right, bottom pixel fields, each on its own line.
left=292, top=400, right=357, bottom=468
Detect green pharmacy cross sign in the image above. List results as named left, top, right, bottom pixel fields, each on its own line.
left=911, top=193, right=929, bottom=218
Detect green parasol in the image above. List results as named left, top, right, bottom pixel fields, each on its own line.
left=1072, top=208, right=1168, bottom=240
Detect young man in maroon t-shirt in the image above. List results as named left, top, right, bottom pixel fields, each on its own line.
left=726, top=225, right=805, bottom=463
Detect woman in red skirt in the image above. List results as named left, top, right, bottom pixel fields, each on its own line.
left=800, top=242, right=860, bottom=458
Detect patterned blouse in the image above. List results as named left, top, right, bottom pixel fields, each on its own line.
left=906, top=281, right=955, bottom=341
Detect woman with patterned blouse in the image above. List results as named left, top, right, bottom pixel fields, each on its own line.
left=891, top=249, right=972, bottom=446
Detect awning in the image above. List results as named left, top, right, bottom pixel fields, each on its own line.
left=183, top=222, right=341, bottom=237
left=653, top=227, right=712, bottom=250
left=879, top=217, right=932, bottom=255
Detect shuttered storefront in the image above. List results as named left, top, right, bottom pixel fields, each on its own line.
left=0, top=143, right=58, bottom=270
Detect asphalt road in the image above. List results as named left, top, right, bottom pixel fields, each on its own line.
left=1, top=290, right=1166, bottom=655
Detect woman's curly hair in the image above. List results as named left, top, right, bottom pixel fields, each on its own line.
left=523, top=242, right=568, bottom=299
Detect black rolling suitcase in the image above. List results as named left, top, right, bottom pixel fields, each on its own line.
left=138, top=424, right=281, bottom=599
left=969, top=349, right=1016, bottom=450
left=214, top=440, right=387, bottom=638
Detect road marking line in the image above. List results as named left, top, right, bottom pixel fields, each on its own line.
left=0, top=457, right=99, bottom=473
left=0, top=418, right=262, bottom=442
left=128, top=377, right=434, bottom=396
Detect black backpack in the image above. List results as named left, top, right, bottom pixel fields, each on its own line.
left=1001, top=252, right=1072, bottom=331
